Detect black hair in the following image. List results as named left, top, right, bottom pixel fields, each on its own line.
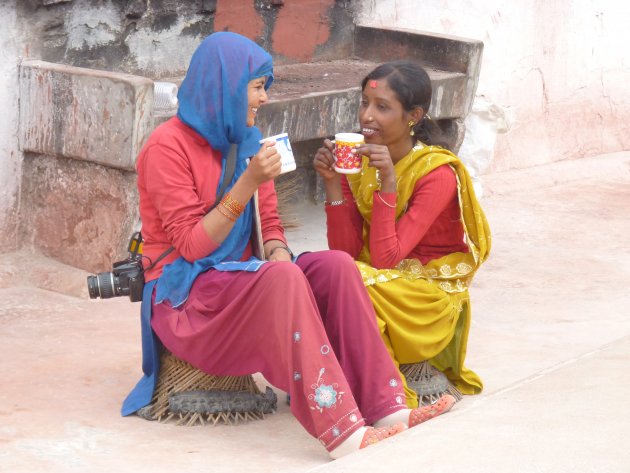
left=361, top=60, right=448, bottom=149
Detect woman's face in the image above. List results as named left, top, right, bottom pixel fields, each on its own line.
left=246, top=77, right=268, bottom=127
left=359, top=78, right=419, bottom=152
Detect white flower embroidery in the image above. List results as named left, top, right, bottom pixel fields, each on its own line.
left=456, top=262, right=472, bottom=274
left=314, top=384, right=337, bottom=408
left=439, top=281, right=452, bottom=291
left=440, top=264, right=452, bottom=276
left=396, top=396, right=403, bottom=404
left=294, top=371, right=302, bottom=381
left=320, top=345, right=330, bottom=355
left=293, top=332, right=301, bottom=342
left=350, top=414, right=358, bottom=423
left=389, top=378, right=399, bottom=387
left=332, top=427, right=340, bottom=437
left=309, top=368, right=344, bottom=413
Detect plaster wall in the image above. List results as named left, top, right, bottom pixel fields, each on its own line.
left=0, top=4, right=20, bottom=251
left=356, top=0, right=630, bottom=173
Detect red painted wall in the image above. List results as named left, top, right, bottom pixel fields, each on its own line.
left=214, top=0, right=336, bottom=63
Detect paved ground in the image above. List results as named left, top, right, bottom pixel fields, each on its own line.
left=1, top=151, right=629, bottom=473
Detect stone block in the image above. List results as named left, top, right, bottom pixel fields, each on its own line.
left=19, top=60, right=153, bottom=171
left=19, top=153, right=138, bottom=274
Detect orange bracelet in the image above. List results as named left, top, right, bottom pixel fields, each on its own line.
left=220, top=192, right=245, bottom=218
left=217, top=203, right=237, bottom=222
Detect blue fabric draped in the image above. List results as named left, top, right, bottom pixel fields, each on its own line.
left=154, top=32, right=274, bottom=308
left=121, top=280, right=159, bottom=416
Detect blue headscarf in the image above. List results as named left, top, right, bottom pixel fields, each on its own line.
left=154, top=32, right=274, bottom=308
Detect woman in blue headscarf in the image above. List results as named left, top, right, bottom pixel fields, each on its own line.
left=123, top=32, right=454, bottom=458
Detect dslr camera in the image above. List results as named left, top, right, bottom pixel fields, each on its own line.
left=87, top=232, right=145, bottom=302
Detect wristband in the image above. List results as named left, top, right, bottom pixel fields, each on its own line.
left=268, top=245, right=294, bottom=259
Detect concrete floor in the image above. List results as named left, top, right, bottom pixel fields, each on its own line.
left=1, top=151, right=629, bottom=473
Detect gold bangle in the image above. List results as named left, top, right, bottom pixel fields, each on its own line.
left=220, top=192, right=245, bottom=217
left=376, top=192, right=396, bottom=208
left=217, top=203, right=237, bottom=222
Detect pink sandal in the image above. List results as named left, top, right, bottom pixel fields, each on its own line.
left=360, top=422, right=406, bottom=449
left=409, top=394, right=456, bottom=428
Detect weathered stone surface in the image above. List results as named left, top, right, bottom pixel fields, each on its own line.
left=19, top=60, right=153, bottom=171
left=19, top=153, right=138, bottom=273
left=354, top=25, right=483, bottom=117
left=258, top=89, right=359, bottom=143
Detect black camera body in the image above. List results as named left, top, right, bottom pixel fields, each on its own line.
left=87, top=258, right=145, bottom=302
left=87, top=232, right=145, bottom=302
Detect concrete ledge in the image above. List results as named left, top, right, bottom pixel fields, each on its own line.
left=0, top=250, right=90, bottom=299
left=19, top=60, right=153, bottom=171
left=259, top=88, right=359, bottom=143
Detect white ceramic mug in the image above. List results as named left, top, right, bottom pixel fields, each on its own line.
left=259, top=132, right=297, bottom=174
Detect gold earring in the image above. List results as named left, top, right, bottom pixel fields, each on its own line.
left=408, top=120, right=415, bottom=136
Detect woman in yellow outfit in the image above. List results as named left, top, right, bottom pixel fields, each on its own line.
left=313, top=60, right=491, bottom=407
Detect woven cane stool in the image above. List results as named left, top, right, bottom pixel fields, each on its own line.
left=136, top=350, right=277, bottom=426
left=400, top=361, right=462, bottom=406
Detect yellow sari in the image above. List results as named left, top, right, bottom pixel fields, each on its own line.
left=347, top=143, right=491, bottom=407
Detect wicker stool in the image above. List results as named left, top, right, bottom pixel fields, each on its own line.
left=136, top=350, right=277, bottom=426
left=400, top=361, right=463, bottom=406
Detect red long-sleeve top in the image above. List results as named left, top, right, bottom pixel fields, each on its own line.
left=137, top=117, right=286, bottom=281
left=326, top=165, right=468, bottom=269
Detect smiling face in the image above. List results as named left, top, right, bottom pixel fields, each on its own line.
left=359, top=78, right=422, bottom=162
left=246, top=76, right=268, bottom=127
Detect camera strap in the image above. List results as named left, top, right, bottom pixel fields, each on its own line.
left=144, top=144, right=239, bottom=272
left=215, top=144, right=238, bottom=207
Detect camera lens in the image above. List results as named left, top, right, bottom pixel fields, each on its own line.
left=87, top=275, right=99, bottom=299
left=86, top=272, right=116, bottom=299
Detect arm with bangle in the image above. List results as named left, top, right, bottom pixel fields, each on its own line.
left=207, top=181, right=293, bottom=262
left=257, top=180, right=293, bottom=262
left=201, top=141, right=280, bottom=245
left=265, top=241, right=294, bottom=261
left=323, top=175, right=364, bottom=257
